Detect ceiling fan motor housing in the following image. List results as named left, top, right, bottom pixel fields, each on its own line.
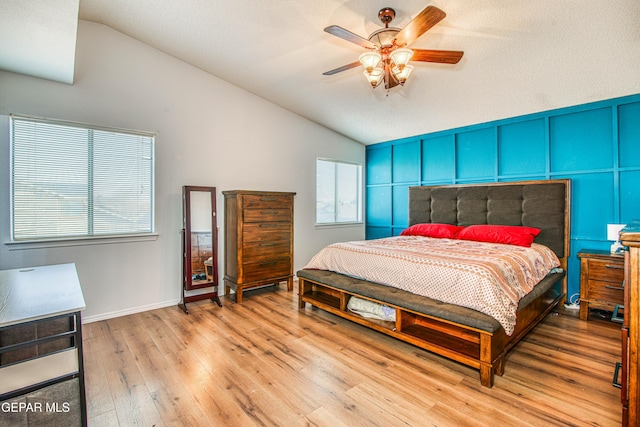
left=368, top=28, right=401, bottom=51
left=378, top=7, right=396, bottom=27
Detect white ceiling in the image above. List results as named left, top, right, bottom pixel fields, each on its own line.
left=0, top=0, right=79, bottom=84
left=3, top=1, right=640, bottom=145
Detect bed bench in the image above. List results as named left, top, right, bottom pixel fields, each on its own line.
left=298, top=268, right=565, bottom=387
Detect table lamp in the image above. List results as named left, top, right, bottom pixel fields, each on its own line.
left=608, top=223, right=626, bottom=254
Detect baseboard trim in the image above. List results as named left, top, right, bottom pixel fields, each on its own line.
left=82, top=298, right=180, bottom=324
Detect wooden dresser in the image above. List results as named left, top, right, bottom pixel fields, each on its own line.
left=621, top=223, right=640, bottom=427
left=223, top=190, right=295, bottom=303
left=577, top=250, right=625, bottom=320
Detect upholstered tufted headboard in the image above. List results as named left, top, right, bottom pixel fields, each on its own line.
left=408, top=180, right=571, bottom=259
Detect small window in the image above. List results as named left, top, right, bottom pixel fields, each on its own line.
left=316, top=158, right=362, bottom=225
left=10, top=115, right=155, bottom=241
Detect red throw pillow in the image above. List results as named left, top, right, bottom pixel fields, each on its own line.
left=400, top=223, right=464, bottom=239
left=456, top=225, right=541, bottom=247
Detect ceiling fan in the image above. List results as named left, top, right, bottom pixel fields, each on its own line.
left=323, top=5, right=463, bottom=90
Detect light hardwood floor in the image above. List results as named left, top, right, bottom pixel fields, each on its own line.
left=83, top=285, right=622, bottom=426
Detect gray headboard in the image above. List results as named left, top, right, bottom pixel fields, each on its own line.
left=408, top=179, right=571, bottom=259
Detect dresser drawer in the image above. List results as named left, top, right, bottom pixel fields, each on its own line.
left=243, top=208, right=292, bottom=223
left=587, top=279, right=624, bottom=305
left=587, top=258, right=625, bottom=283
left=242, top=241, right=290, bottom=260
left=243, top=223, right=291, bottom=242
left=242, top=194, right=293, bottom=210
left=242, top=258, right=291, bottom=283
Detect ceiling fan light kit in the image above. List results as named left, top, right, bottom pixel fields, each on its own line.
left=359, top=51, right=382, bottom=73
left=393, top=64, right=414, bottom=85
left=390, top=48, right=414, bottom=69
left=323, top=5, right=464, bottom=92
left=363, top=68, right=384, bottom=88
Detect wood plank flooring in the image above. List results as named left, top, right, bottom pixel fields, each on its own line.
left=83, top=285, right=623, bottom=426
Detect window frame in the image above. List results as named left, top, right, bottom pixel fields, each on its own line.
left=8, top=114, right=156, bottom=247
left=315, top=158, right=363, bottom=227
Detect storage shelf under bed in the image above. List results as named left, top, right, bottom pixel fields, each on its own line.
left=299, top=280, right=484, bottom=362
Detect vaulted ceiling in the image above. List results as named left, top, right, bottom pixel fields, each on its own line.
left=2, top=1, right=639, bottom=144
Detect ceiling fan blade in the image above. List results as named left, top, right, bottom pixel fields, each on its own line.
left=393, top=6, right=446, bottom=47
left=412, top=49, right=464, bottom=64
left=324, top=25, right=377, bottom=49
left=322, top=61, right=361, bottom=76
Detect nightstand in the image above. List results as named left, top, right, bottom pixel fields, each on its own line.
left=578, top=249, right=625, bottom=321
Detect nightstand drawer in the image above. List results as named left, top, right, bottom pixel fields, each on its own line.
left=587, top=258, right=624, bottom=283
left=587, top=279, right=624, bottom=305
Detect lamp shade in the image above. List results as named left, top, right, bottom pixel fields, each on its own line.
left=607, top=223, right=626, bottom=241
left=390, top=48, right=413, bottom=68
left=359, top=51, right=382, bottom=72
left=392, top=64, right=414, bottom=84
left=363, top=67, right=384, bottom=88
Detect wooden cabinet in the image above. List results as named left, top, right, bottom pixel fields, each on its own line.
left=578, top=250, right=625, bottom=320
left=223, top=190, right=295, bottom=303
left=621, top=225, right=640, bottom=427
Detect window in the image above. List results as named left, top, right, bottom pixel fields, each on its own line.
left=10, top=115, right=155, bottom=241
left=316, top=159, right=362, bottom=225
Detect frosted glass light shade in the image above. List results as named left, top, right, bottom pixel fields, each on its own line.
left=363, top=67, right=384, bottom=88
left=392, top=64, right=414, bottom=84
left=390, top=48, right=413, bottom=68
left=359, top=51, right=382, bottom=72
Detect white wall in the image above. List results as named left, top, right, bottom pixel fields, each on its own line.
left=0, top=21, right=365, bottom=322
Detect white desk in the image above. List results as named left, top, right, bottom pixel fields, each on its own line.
left=0, top=263, right=87, bottom=426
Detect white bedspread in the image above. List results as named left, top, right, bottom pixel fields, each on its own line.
left=303, top=236, right=560, bottom=335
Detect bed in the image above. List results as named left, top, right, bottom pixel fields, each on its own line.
left=297, top=179, right=570, bottom=387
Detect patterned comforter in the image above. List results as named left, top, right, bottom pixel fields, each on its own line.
left=303, top=236, right=561, bottom=335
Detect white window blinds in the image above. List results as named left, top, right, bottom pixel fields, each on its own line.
left=10, top=116, right=155, bottom=241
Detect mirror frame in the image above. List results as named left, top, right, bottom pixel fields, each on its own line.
left=180, top=185, right=221, bottom=313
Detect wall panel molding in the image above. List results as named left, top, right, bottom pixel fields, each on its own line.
left=366, top=93, right=640, bottom=298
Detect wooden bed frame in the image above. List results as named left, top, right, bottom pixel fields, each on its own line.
left=298, top=179, right=571, bottom=387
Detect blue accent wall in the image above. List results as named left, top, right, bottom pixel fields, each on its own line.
left=366, top=94, right=640, bottom=300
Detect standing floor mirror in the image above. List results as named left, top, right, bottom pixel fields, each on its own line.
left=179, top=185, right=222, bottom=313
